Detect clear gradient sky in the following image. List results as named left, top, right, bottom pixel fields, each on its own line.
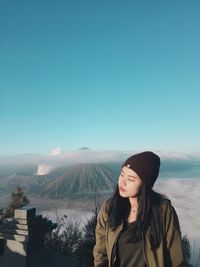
left=0, top=0, right=200, bottom=156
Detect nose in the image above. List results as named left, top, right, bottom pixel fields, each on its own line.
left=120, top=176, right=126, bottom=186
left=121, top=182, right=126, bottom=189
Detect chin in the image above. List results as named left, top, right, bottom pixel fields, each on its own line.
left=129, top=195, right=138, bottom=198
left=129, top=192, right=140, bottom=198
left=119, top=191, right=128, bottom=198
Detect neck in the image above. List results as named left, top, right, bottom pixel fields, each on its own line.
left=129, top=196, right=138, bottom=208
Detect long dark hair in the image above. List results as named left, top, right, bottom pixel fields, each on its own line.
left=107, top=184, right=169, bottom=248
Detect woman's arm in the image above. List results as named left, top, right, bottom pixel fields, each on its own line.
left=164, top=201, right=185, bottom=267
left=93, top=201, right=109, bottom=267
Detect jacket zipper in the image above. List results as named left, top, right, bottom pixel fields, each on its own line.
left=142, top=232, right=149, bottom=267
left=111, top=239, right=117, bottom=266
left=111, top=229, right=123, bottom=267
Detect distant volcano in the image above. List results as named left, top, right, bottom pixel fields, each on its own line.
left=77, top=147, right=91, bottom=151
left=40, top=163, right=118, bottom=198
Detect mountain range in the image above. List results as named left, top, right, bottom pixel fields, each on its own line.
left=0, top=163, right=121, bottom=199
left=0, top=153, right=199, bottom=199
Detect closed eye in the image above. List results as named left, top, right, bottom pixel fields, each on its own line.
left=128, top=178, right=135, bottom=182
left=120, top=172, right=136, bottom=182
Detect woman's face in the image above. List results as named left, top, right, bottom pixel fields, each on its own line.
left=118, top=165, right=143, bottom=198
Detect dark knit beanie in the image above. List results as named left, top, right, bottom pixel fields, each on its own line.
left=121, top=151, right=160, bottom=188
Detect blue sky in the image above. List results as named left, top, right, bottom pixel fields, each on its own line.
left=0, top=0, right=200, bottom=155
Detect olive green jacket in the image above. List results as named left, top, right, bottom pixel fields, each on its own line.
left=93, top=198, right=184, bottom=267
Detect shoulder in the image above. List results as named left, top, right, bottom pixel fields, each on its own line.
left=158, top=197, right=181, bottom=229
left=98, top=199, right=110, bottom=218
left=159, top=197, right=177, bottom=214
left=158, top=197, right=174, bottom=214
left=100, top=197, right=113, bottom=212
left=159, top=196, right=172, bottom=208
left=152, top=195, right=178, bottom=219
left=151, top=193, right=172, bottom=212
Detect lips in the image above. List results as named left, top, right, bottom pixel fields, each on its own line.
left=119, top=186, right=126, bottom=192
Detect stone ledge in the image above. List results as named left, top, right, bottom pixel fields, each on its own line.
left=14, top=207, right=36, bottom=220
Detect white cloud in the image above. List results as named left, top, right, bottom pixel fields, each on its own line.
left=50, top=147, right=63, bottom=156
left=1, top=149, right=200, bottom=169
left=36, top=164, right=54, bottom=175
left=154, top=178, right=200, bottom=241
left=156, top=150, right=200, bottom=160
left=45, top=149, right=200, bottom=168
left=47, top=149, right=132, bottom=165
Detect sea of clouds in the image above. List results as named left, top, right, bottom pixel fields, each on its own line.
left=1, top=148, right=200, bottom=177
left=0, top=149, right=199, bottom=263
left=155, top=177, right=200, bottom=265
left=154, top=178, right=200, bottom=240
left=38, top=176, right=200, bottom=264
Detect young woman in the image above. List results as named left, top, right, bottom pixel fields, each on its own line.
left=93, top=151, right=184, bottom=267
